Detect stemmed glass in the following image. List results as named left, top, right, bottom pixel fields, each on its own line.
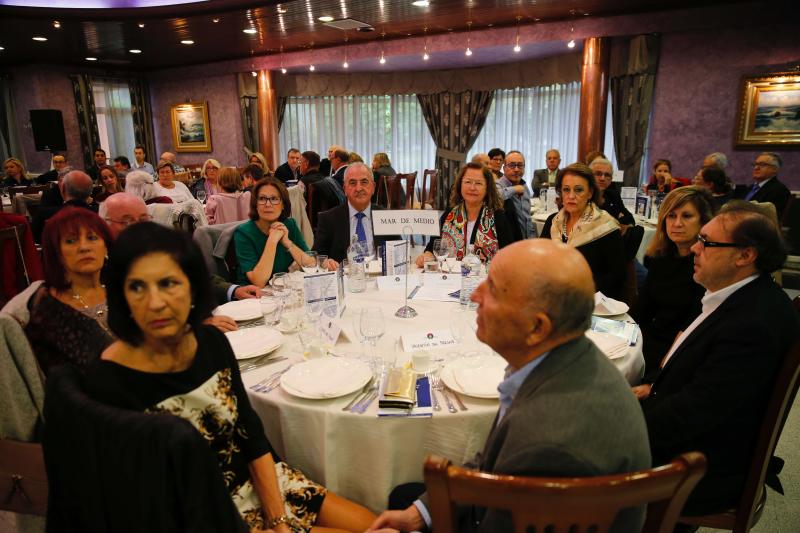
left=196, top=190, right=206, bottom=203
left=359, top=307, right=385, bottom=357
left=433, top=239, right=451, bottom=272
left=302, top=251, right=319, bottom=273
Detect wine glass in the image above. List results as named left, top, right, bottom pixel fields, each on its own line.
left=359, top=307, right=385, bottom=358
left=196, top=189, right=206, bottom=203
left=302, top=251, right=319, bottom=273
left=432, top=239, right=450, bottom=272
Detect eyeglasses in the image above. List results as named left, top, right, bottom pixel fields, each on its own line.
left=752, top=162, right=776, bottom=169
left=257, top=195, right=282, bottom=205
left=462, top=180, right=487, bottom=188
left=106, top=214, right=152, bottom=227
left=593, top=171, right=613, bottom=178
left=505, top=163, right=525, bottom=169
left=697, top=235, right=742, bottom=248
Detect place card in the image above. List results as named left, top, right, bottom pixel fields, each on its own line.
left=401, top=328, right=458, bottom=352
left=318, top=316, right=344, bottom=345
left=411, top=273, right=461, bottom=302
left=372, top=209, right=442, bottom=236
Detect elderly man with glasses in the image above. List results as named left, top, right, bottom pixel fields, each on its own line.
left=736, top=152, right=791, bottom=217
left=635, top=203, right=798, bottom=517
left=497, top=150, right=535, bottom=239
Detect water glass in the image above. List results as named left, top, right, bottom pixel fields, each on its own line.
left=196, top=190, right=206, bottom=203
left=302, top=251, right=319, bottom=273
left=260, top=295, right=283, bottom=326
left=298, top=320, right=326, bottom=359
left=318, top=254, right=329, bottom=271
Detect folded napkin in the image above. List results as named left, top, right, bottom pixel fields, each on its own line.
left=594, top=292, right=628, bottom=315
left=378, top=376, right=433, bottom=418
left=378, top=367, right=417, bottom=410
left=585, top=330, right=629, bottom=360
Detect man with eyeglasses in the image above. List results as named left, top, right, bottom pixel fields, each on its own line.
left=590, top=157, right=634, bottom=226
left=634, top=204, right=798, bottom=517
left=103, top=193, right=258, bottom=329
left=532, top=148, right=561, bottom=197
left=735, top=152, right=790, bottom=217
left=497, top=151, right=534, bottom=239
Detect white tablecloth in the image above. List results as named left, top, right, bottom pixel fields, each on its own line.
left=533, top=212, right=656, bottom=263
left=242, top=280, right=644, bottom=512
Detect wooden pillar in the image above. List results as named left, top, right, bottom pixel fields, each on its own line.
left=257, top=69, right=281, bottom=172
left=577, top=37, right=610, bottom=163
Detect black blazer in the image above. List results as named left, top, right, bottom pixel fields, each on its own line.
left=332, top=164, right=348, bottom=187
left=540, top=213, right=626, bottom=300
left=642, top=274, right=799, bottom=514
left=736, top=177, right=791, bottom=217
left=312, top=203, right=399, bottom=262
left=274, top=162, right=298, bottom=183
left=600, top=188, right=635, bottom=226
left=423, top=205, right=516, bottom=257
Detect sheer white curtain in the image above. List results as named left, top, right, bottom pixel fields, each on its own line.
left=92, top=79, right=136, bottom=161
left=279, top=94, right=436, bottom=177
left=468, top=82, right=581, bottom=169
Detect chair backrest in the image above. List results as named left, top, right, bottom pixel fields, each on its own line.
left=385, top=172, right=417, bottom=209
left=424, top=452, right=707, bottom=533
left=8, top=185, right=47, bottom=204
left=0, top=440, right=47, bottom=516
left=0, top=224, right=32, bottom=304
left=420, top=169, right=439, bottom=210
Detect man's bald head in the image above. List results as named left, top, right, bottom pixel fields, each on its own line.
left=160, top=152, right=176, bottom=163
left=62, top=170, right=94, bottom=202
left=104, top=192, right=149, bottom=238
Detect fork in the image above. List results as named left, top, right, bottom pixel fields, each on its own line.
left=432, top=375, right=457, bottom=413
left=426, top=372, right=441, bottom=411
left=250, top=364, right=294, bottom=393
left=240, top=356, right=287, bottom=373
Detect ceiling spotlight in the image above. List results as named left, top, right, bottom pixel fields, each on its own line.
left=212, top=18, right=220, bottom=23
left=138, top=23, right=145, bottom=28
left=281, top=67, right=287, bottom=74
left=513, top=44, right=521, bottom=53
left=86, top=57, right=97, bottom=61
left=567, top=39, right=575, bottom=48
left=309, top=65, right=315, bottom=71
left=513, top=15, right=521, bottom=53
left=53, top=21, right=61, bottom=29
left=181, top=39, right=194, bottom=45
left=423, top=52, right=429, bottom=60
left=379, top=52, right=386, bottom=64
left=412, top=0, right=430, bottom=6
left=318, top=16, right=334, bottom=22
left=32, top=36, right=47, bottom=42
left=465, top=21, right=472, bottom=57
left=243, top=28, right=257, bottom=34
left=343, top=61, right=349, bottom=69
left=465, top=47, right=472, bottom=56
left=251, top=71, right=257, bottom=77
left=129, top=49, right=142, bottom=54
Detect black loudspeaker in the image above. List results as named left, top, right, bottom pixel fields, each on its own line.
left=30, top=109, right=67, bottom=152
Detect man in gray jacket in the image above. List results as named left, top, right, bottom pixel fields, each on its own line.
left=368, top=240, right=651, bottom=532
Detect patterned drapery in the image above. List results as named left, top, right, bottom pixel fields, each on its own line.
left=417, top=90, right=494, bottom=209
left=240, top=96, right=259, bottom=152
left=610, top=35, right=661, bottom=186
left=277, top=96, right=287, bottom=131
left=69, top=74, right=101, bottom=171
left=128, top=78, right=156, bottom=165
left=0, top=74, right=22, bottom=165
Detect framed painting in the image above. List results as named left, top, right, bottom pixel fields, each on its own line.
left=736, top=72, right=800, bottom=147
left=170, top=102, right=212, bottom=152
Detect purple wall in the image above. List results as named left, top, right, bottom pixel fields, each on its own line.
left=148, top=73, right=246, bottom=168
left=10, top=66, right=83, bottom=174
left=650, top=23, right=799, bottom=189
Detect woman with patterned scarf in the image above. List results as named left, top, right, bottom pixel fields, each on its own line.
left=416, top=162, right=514, bottom=267
left=540, top=163, right=626, bottom=300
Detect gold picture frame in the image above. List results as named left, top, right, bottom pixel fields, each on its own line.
left=736, top=72, right=800, bottom=147
left=170, top=102, right=212, bottom=152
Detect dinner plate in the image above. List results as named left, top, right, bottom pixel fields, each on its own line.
left=593, top=293, right=629, bottom=317
left=281, top=358, right=372, bottom=399
left=213, top=299, right=262, bottom=322
left=440, top=355, right=506, bottom=399
left=225, top=327, right=284, bottom=360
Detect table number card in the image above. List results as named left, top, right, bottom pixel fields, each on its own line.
left=402, top=329, right=458, bottom=352
left=372, top=210, right=442, bottom=236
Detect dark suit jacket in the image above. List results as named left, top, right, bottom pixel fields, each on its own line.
left=736, top=177, right=791, bottom=217
left=210, top=274, right=233, bottom=306
left=423, top=336, right=651, bottom=532
left=642, top=274, right=799, bottom=515
left=332, top=164, right=348, bottom=188
left=312, top=203, right=398, bottom=262
left=40, top=185, right=64, bottom=208
left=274, top=162, right=298, bottom=183
left=531, top=168, right=558, bottom=196
left=319, top=158, right=332, bottom=177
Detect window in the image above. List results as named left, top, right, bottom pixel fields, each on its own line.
left=279, top=94, right=436, bottom=178
left=92, top=79, right=136, bottom=162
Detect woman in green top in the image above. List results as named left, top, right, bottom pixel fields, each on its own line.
left=234, top=177, right=314, bottom=287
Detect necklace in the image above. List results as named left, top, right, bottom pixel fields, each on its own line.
left=71, top=285, right=107, bottom=318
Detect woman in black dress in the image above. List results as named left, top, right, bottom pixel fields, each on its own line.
left=84, top=223, right=374, bottom=533
left=631, top=186, right=716, bottom=383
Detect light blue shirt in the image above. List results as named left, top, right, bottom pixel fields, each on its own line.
left=348, top=203, right=374, bottom=245
left=497, top=176, right=535, bottom=239
left=133, top=161, right=156, bottom=177
left=414, top=352, right=550, bottom=529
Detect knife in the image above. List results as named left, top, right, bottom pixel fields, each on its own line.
left=355, top=389, right=379, bottom=414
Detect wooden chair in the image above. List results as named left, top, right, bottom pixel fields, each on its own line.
left=424, top=452, right=707, bottom=533
left=419, top=168, right=439, bottom=210
left=678, top=338, right=800, bottom=532
left=0, top=224, right=33, bottom=305
left=0, top=440, right=48, bottom=516
left=7, top=185, right=47, bottom=205
left=385, top=172, right=417, bottom=209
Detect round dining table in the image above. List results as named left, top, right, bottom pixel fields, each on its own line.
left=241, top=276, right=645, bottom=513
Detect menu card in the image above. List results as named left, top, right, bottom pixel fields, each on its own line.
left=382, top=240, right=408, bottom=275
left=590, top=316, right=638, bottom=346
left=401, top=328, right=458, bottom=351
left=304, top=271, right=339, bottom=318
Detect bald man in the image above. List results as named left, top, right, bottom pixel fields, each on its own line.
left=32, top=170, right=97, bottom=242
left=159, top=151, right=185, bottom=173
left=103, top=193, right=259, bottom=331
left=369, top=240, right=651, bottom=533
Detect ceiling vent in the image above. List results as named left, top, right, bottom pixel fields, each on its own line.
left=323, top=19, right=373, bottom=31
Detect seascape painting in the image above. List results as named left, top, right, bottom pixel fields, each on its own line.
left=170, top=102, right=212, bottom=152
left=754, top=89, right=800, bottom=133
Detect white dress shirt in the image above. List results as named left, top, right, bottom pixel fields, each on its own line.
left=660, top=274, right=759, bottom=368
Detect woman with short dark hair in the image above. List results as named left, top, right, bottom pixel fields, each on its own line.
left=233, top=177, right=315, bottom=287
left=25, top=207, right=114, bottom=374
left=85, top=222, right=375, bottom=532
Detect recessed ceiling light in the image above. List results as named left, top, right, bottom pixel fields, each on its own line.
left=212, top=18, right=220, bottom=23
left=181, top=39, right=194, bottom=45
left=243, top=28, right=257, bottom=34
left=129, top=49, right=142, bottom=54
left=138, top=23, right=145, bottom=28
left=412, top=0, right=430, bottom=6
left=32, top=36, right=47, bottom=42
left=86, top=57, right=97, bottom=61
left=52, top=21, right=61, bottom=29
left=318, top=16, right=334, bottom=22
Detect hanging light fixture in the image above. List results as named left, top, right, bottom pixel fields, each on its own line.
left=422, top=27, right=429, bottom=60
left=379, top=32, right=386, bottom=64
left=567, top=10, right=576, bottom=48
left=343, top=35, right=349, bottom=68
left=279, top=46, right=287, bottom=74
left=465, top=21, right=473, bottom=56
left=513, top=16, right=521, bottom=53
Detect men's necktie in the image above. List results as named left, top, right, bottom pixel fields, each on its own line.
left=744, top=183, right=760, bottom=201
left=355, top=212, right=367, bottom=243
